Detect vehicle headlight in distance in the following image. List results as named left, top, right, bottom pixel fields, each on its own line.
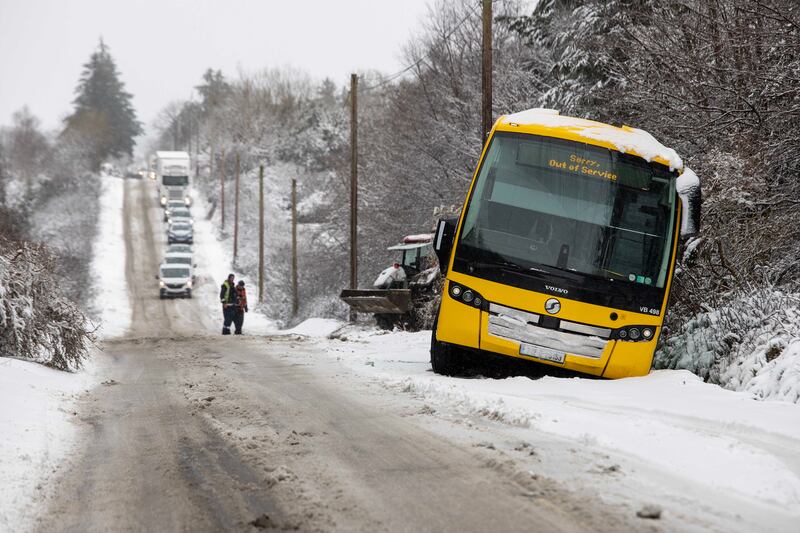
left=642, top=328, right=654, bottom=340
left=450, top=284, right=462, bottom=298
left=159, top=280, right=165, bottom=288
left=186, top=280, right=193, bottom=288
left=160, top=196, right=167, bottom=205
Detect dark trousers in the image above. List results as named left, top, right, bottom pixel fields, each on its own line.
left=233, top=309, right=245, bottom=334
left=222, top=306, right=235, bottom=333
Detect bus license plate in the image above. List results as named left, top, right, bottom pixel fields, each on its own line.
left=520, top=343, right=565, bottom=364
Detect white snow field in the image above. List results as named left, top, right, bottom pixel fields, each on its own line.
left=286, top=322, right=800, bottom=532
left=0, top=358, right=90, bottom=531
left=90, top=174, right=131, bottom=338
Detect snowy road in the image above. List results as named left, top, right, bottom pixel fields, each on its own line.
left=35, top=178, right=800, bottom=532
left=36, top=179, right=633, bottom=532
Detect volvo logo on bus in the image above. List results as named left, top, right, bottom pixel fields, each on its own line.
left=544, top=298, right=561, bottom=315
left=545, top=285, right=568, bottom=295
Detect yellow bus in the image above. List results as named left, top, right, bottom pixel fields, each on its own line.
left=431, top=109, right=701, bottom=379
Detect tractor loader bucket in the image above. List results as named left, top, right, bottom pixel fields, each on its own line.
left=339, top=289, right=412, bottom=314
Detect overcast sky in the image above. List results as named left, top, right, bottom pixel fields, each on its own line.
left=0, top=0, right=431, bottom=131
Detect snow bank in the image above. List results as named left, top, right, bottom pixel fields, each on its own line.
left=0, top=357, right=89, bottom=530
left=280, top=318, right=344, bottom=338
left=320, top=327, right=800, bottom=509
left=500, top=108, right=683, bottom=170
left=90, top=177, right=131, bottom=338
left=189, top=190, right=277, bottom=335
left=658, top=289, right=800, bottom=403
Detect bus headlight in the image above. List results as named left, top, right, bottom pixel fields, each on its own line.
left=642, top=328, right=653, bottom=340
left=448, top=282, right=485, bottom=309
left=628, top=328, right=641, bottom=340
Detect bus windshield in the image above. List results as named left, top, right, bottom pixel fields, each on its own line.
left=163, top=175, right=188, bottom=186
left=456, top=132, right=677, bottom=288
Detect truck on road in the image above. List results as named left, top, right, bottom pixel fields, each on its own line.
left=156, top=151, right=191, bottom=207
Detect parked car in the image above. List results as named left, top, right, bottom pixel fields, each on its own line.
left=163, top=200, right=187, bottom=222
left=156, top=263, right=193, bottom=299
left=166, top=243, right=192, bottom=254
left=166, top=206, right=192, bottom=226
left=164, top=251, right=194, bottom=267
left=167, top=222, right=193, bottom=244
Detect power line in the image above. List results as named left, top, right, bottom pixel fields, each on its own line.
left=361, top=1, right=482, bottom=92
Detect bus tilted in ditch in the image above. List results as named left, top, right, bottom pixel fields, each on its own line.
left=431, top=109, right=701, bottom=379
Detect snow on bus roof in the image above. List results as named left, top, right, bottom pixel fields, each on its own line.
left=500, top=108, right=683, bottom=171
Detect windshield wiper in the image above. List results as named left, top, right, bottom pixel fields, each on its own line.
left=471, top=260, right=555, bottom=281
left=472, top=258, right=588, bottom=284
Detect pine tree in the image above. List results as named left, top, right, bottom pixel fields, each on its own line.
left=63, top=39, right=141, bottom=169
left=195, top=68, right=231, bottom=117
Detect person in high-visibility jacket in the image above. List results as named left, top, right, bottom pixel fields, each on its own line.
left=219, top=273, right=238, bottom=335
left=233, top=280, right=249, bottom=335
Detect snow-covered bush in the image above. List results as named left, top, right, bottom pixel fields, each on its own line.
left=657, top=288, right=800, bottom=403
left=0, top=237, right=93, bottom=370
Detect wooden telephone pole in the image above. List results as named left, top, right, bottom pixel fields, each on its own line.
left=481, top=0, right=493, bottom=147
left=258, top=164, right=265, bottom=303
left=349, top=73, right=358, bottom=322
left=233, top=152, right=240, bottom=261
left=291, top=178, right=298, bottom=316
left=209, top=148, right=214, bottom=193
left=219, top=149, right=226, bottom=229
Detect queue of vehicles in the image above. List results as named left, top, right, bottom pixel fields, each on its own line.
left=152, top=151, right=196, bottom=299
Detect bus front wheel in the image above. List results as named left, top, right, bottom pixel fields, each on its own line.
left=430, top=323, right=462, bottom=376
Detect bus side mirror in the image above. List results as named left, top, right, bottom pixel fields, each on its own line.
left=677, top=167, right=701, bottom=237
left=434, top=217, right=458, bottom=274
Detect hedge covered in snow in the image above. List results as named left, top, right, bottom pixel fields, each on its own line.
left=0, top=237, right=93, bottom=370
left=656, top=289, right=800, bottom=403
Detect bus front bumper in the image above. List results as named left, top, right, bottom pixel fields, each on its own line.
left=435, top=294, right=657, bottom=378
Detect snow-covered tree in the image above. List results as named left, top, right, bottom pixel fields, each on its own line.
left=0, top=237, right=93, bottom=370
left=63, top=39, right=142, bottom=169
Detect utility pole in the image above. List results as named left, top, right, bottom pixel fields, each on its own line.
left=194, top=118, right=200, bottom=182
left=233, top=152, right=240, bottom=261
left=209, top=147, right=214, bottom=194
left=258, top=164, right=265, bottom=304
left=291, top=178, right=298, bottom=316
left=481, top=0, right=493, bottom=148
left=219, top=149, right=226, bottom=229
left=349, top=73, right=358, bottom=322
